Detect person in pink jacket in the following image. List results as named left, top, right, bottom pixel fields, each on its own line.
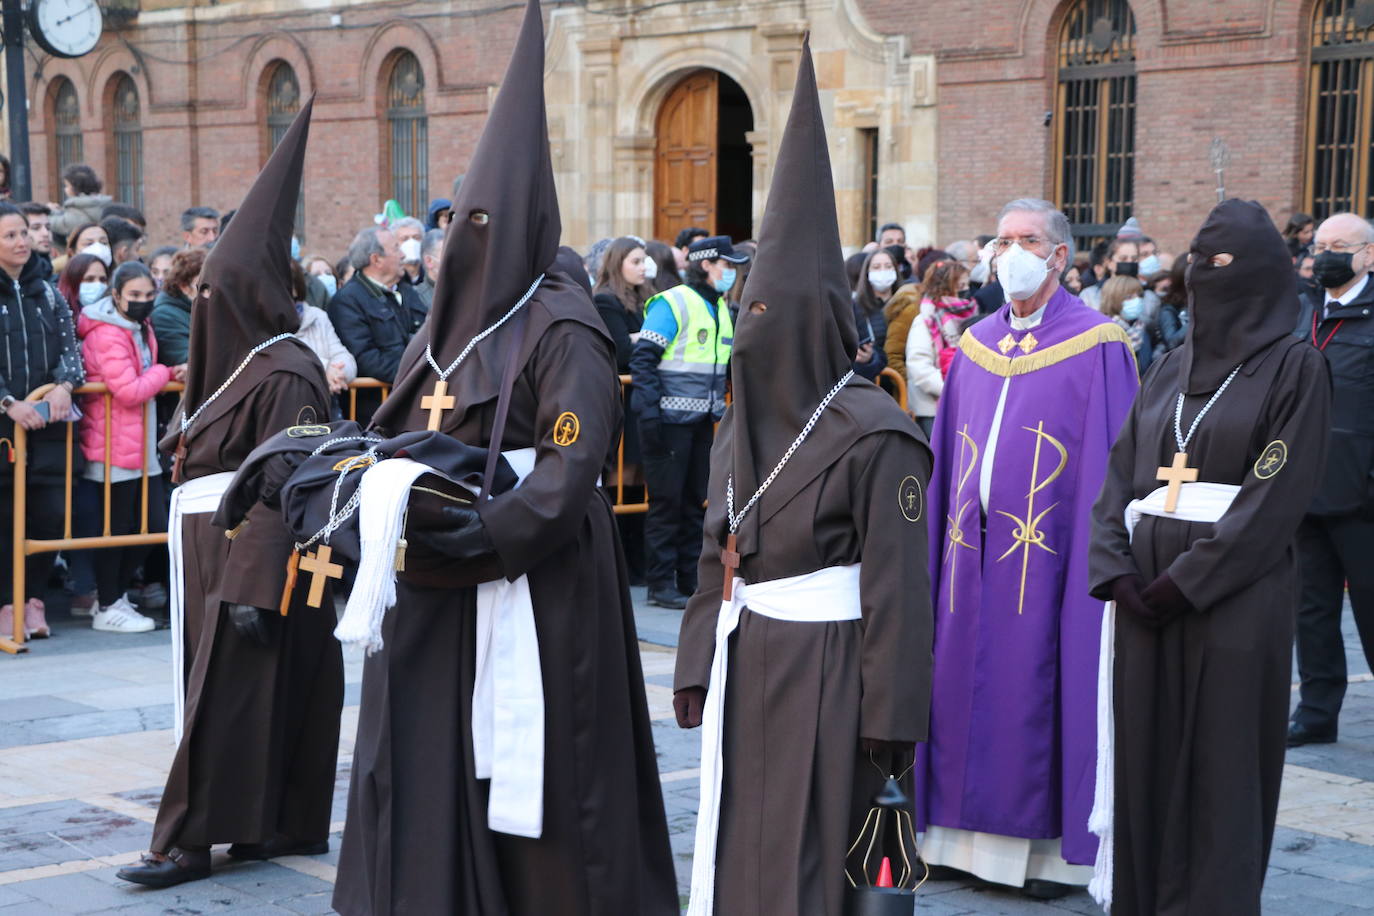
left=79, top=261, right=185, bottom=633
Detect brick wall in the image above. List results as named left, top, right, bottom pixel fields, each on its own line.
left=856, top=0, right=1314, bottom=255
left=22, top=1, right=526, bottom=260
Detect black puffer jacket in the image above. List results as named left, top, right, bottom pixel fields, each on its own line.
left=0, top=251, right=85, bottom=478
left=1295, top=278, right=1374, bottom=516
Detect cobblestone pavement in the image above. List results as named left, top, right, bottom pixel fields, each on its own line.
left=0, top=590, right=1372, bottom=914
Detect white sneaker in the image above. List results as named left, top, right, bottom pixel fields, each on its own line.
left=91, top=597, right=156, bottom=634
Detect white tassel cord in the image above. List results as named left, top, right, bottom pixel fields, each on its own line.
left=1088, top=599, right=1115, bottom=911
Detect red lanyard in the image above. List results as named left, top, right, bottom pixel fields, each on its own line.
left=1312, top=309, right=1345, bottom=351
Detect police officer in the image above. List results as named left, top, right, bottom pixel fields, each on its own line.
left=630, top=235, right=746, bottom=609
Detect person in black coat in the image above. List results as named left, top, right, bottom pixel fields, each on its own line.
left=0, top=203, right=85, bottom=639
left=593, top=236, right=654, bottom=584
left=1289, top=212, right=1374, bottom=747
left=327, top=226, right=428, bottom=420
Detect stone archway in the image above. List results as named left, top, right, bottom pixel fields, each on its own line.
left=652, top=69, right=756, bottom=243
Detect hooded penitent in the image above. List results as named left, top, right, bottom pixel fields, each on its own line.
left=1179, top=198, right=1299, bottom=394
left=370, top=0, right=597, bottom=436
left=179, top=97, right=314, bottom=421
left=706, top=37, right=913, bottom=559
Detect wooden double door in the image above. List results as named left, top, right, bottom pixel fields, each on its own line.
left=654, top=70, right=719, bottom=242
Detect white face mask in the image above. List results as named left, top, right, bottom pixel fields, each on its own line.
left=642, top=257, right=658, bottom=281
left=998, top=243, right=1054, bottom=301
left=83, top=242, right=112, bottom=266
left=398, top=238, right=422, bottom=264
left=868, top=269, right=897, bottom=292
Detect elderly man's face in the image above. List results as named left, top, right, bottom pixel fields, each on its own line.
left=1313, top=215, right=1374, bottom=287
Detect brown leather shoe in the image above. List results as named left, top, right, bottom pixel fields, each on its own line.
left=116, top=847, right=211, bottom=888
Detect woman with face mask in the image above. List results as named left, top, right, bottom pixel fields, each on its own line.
left=149, top=247, right=206, bottom=368
left=1099, top=274, right=1152, bottom=375
left=57, top=252, right=108, bottom=319
left=853, top=248, right=900, bottom=378
left=77, top=261, right=182, bottom=633
left=65, top=221, right=112, bottom=268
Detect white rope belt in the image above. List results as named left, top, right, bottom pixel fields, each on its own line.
left=335, top=446, right=551, bottom=839
left=167, top=471, right=236, bottom=745
left=1089, top=480, right=1240, bottom=907
left=689, top=563, right=863, bottom=916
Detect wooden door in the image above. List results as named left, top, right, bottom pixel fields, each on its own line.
left=654, top=70, right=718, bottom=241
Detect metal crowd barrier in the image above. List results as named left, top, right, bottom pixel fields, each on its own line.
left=1, top=370, right=905, bottom=653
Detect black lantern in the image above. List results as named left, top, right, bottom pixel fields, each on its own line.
left=844, top=773, right=928, bottom=915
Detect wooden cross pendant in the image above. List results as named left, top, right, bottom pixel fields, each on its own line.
left=421, top=379, right=456, bottom=431
left=171, top=434, right=187, bottom=484
left=1156, top=451, right=1199, bottom=514
left=720, top=534, right=740, bottom=601
left=299, top=545, right=344, bottom=608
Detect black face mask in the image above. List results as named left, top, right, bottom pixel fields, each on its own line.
left=1312, top=250, right=1358, bottom=290
left=123, top=299, right=153, bottom=323
left=1114, top=261, right=1140, bottom=278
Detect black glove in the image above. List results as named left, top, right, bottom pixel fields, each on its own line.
left=1111, top=574, right=1152, bottom=622
left=413, top=503, right=496, bottom=562
left=674, top=686, right=705, bottom=729
left=226, top=602, right=275, bottom=647
left=1141, top=572, right=1194, bottom=627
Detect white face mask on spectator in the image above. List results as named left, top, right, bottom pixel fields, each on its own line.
left=868, top=268, right=897, bottom=292
left=643, top=257, right=658, bottom=281
left=84, top=242, right=113, bottom=266
left=79, top=282, right=107, bottom=306
left=399, top=238, right=422, bottom=264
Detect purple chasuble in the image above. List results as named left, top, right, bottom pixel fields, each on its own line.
left=919, top=286, right=1138, bottom=866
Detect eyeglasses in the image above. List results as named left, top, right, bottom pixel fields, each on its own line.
left=1312, top=241, right=1370, bottom=254
left=992, top=236, right=1050, bottom=252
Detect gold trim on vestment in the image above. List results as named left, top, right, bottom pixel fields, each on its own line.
left=960, top=322, right=1131, bottom=377
left=943, top=425, right=980, bottom=615
left=994, top=421, right=1068, bottom=616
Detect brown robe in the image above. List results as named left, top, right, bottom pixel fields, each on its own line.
left=676, top=414, right=934, bottom=915
left=1089, top=337, right=1331, bottom=914
left=151, top=347, right=343, bottom=852
left=332, top=318, right=677, bottom=916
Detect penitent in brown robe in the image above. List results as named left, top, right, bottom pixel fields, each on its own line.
left=152, top=347, right=342, bottom=853
left=333, top=318, right=676, bottom=916
left=1089, top=199, right=1332, bottom=914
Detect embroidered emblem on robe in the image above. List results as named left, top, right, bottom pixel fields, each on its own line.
left=1254, top=440, right=1288, bottom=479
left=553, top=411, right=580, bottom=447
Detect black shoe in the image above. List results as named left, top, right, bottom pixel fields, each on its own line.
left=1287, top=722, right=1337, bottom=747
left=924, top=864, right=977, bottom=882
left=116, top=847, right=211, bottom=888
left=228, top=837, right=329, bottom=860
left=646, top=587, right=687, bottom=610
left=1022, top=879, right=1073, bottom=900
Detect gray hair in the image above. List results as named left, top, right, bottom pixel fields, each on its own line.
left=347, top=227, right=388, bottom=271
left=180, top=206, right=219, bottom=232
left=584, top=237, right=613, bottom=278
left=945, top=239, right=977, bottom=262
left=421, top=227, right=445, bottom=261
left=391, top=216, right=425, bottom=236
left=1320, top=212, right=1374, bottom=243
left=998, top=198, right=1075, bottom=263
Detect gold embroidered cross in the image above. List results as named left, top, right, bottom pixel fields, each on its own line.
left=998, top=334, right=1016, bottom=355
left=1018, top=332, right=1038, bottom=354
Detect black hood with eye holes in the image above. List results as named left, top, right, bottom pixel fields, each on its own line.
left=1179, top=199, right=1298, bottom=394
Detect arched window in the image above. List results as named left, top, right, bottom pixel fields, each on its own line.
left=1306, top=1, right=1374, bottom=219
left=109, top=74, right=143, bottom=209
left=265, top=61, right=305, bottom=238
left=49, top=78, right=82, bottom=195
left=385, top=52, right=428, bottom=218
left=1054, top=0, right=1137, bottom=249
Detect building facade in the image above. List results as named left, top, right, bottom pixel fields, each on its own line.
left=10, top=0, right=1374, bottom=258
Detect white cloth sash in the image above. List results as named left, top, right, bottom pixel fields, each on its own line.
left=1089, top=480, right=1240, bottom=908
left=334, top=447, right=547, bottom=839
left=688, top=563, right=863, bottom=916
left=167, top=471, right=236, bottom=745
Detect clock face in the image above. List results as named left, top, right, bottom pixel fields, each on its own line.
left=30, top=0, right=103, bottom=60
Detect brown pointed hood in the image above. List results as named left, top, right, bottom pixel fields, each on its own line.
left=181, top=95, right=313, bottom=417
left=371, top=0, right=594, bottom=436
left=704, top=39, right=921, bottom=557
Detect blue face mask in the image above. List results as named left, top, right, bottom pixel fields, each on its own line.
left=713, top=267, right=737, bottom=294
left=317, top=273, right=337, bottom=297
left=79, top=282, right=106, bottom=307
left=1138, top=254, right=1161, bottom=275
left=290, top=237, right=301, bottom=261
left=1121, top=296, right=1143, bottom=322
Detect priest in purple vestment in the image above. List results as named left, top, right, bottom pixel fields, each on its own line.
left=918, top=198, right=1140, bottom=899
